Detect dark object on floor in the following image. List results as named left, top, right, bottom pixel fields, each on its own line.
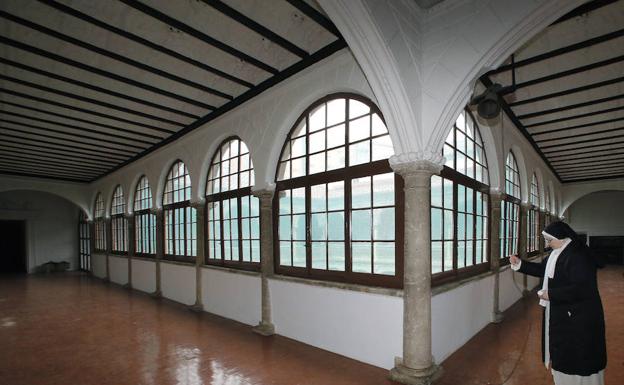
left=36, top=261, right=70, bottom=274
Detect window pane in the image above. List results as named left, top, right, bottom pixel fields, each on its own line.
left=352, top=242, right=371, bottom=273
left=351, top=210, right=371, bottom=240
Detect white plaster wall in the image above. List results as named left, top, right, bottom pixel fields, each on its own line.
left=108, top=255, right=128, bottom=286
left=131, top=259, right=156, bottom=294
left=270, top=278, right=403, bottom=370
left=91, top=253, right=106, bottom=279
left=201, top=268, right=261, bottom=326
left=499, top=268, right=524, bottom=312
left=431, top=274, right=494, bottom=363
left=0, top=190, right=79, bottom=272
left=566, top=191, right=624, bottom=238
left=160, top=262, right=196, bottom=306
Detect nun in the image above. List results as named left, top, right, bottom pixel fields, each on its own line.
left=509, top=221, right=606, bottom=385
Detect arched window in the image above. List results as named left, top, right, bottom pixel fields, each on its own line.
left=528, top=174, right=540, bottom=255
left=163, top=161, right=196, bottom=260
left=110, top=185, right=127, bottom=253
left=432, top=109, right=489, bottom=283
left=544, top=186, right=552, bottom=226
left=206, top=138, right=260, bottom=269
left=134, top=176, right=156, bottom=256
left=501, top=152, right=520, bottom=260
left=94, top=193, right=106, bottom=252
left=79, top=211, right=91, bottom=271
left=274, top=94, right=402, bottom=288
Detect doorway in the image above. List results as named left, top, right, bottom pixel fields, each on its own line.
left=0, top=220, right=27, bottom=273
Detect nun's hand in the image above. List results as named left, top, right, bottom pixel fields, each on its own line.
left=538, top=290, right=549, bottom=300
left=509, top=255, right=520, bottom=266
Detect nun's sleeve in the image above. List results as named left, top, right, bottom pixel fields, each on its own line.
left=518, top=257, right=547, bottom=278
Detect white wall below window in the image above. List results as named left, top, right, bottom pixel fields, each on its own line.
left=201, top=267, right=261, bottom=326
left=161, top=262, right=196, bottom=306
left=132, top=258, right=156, bottom=294
left=108, top=255, right=128, bottom=286
left=91, top=253, right=106, bottom=279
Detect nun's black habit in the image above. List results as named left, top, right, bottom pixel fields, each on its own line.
left=517, top=221, right=606, bottom=377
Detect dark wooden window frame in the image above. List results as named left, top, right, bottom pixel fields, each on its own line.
left=205, top=137, right=260, bottom=271
left=163, top=160, right=196, bottom=263
left=110, top=185, right=128, bottom=255
left=528, top=174, right=540, bottom=256
left=134, top=176, right=156, bottom=257
left=78, top=211, right=91, bottom=271
left=273, top=93, right=404, bottom=289
left=93, top=192, right=106, bottom=252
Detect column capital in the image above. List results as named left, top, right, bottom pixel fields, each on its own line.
left=124, top=212, right=135, bottom=220
left=520, top=201, right=531, bottom=211
left=389, top=153, right=444, bottom=177
left=489, top=188, right=504, bottom=202
left=150, top=207, right=163, bottom=216
left=252, top=184, right=276, bottom=200
left=190, top=200, right=206, bottom=210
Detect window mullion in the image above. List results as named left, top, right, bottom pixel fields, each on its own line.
left=237, top=196, right=243, bottom=262
left=452, top=182, right=458, bottom=272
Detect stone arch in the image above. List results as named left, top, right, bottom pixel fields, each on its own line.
left=508, top=145, right=529, bottom=203
left=561, top=179, right=624, bottom=215
left=532, top=168, right=546, bottom=209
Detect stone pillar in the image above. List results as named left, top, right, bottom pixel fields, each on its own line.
left=518, top=203, right=529, bottom=297
left=389, top=157, right=442, bottom=385
left=126, top=213, right=135, bottom=289
left=489, top=191, right=503, bottom=323
left=538, top=210, right=546, bottom=257
left=252, top=187, right=276, bottom=336
left=152, top=208, right=163, bottom=298
left=190, top=201, right=206, bottom=312
left=104, top=217, right=111, bottom=282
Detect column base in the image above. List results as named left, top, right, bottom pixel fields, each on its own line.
left=492, top=311, right=504, bottom=323
left=522, top=289, right=531, bottom=298
left=150, top=290, right=162, bottom=299
left=189, top=302, right=204, bottom=313
left=389, top=363, right=442, bottom=385
left=123, top=283, right=132, bottom=290
left=102, top=277, right=110, bottom=283
left=252, top=322, right=275, bottom=336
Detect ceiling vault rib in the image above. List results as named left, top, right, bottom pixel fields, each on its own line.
left=534, top=126, right=624, bottom=143
left=0, top=145, right=118, bottom=167
left=0, top=170, right=92, bottom=183
left=0, top=116, right=151, bottom=149
left=202, top=0, right=309, bottom=58
left=0, top=36, right=212, bottom=112
left=0, top=142, right=120, bottom=165
left=118, top=0, right=279, bottom=75
left=501, top=54, right=624, bottom=94
left=92, top=38, right=347, bottom=182
left=487, top=26, right=624, bottom=75
left=285, top=0, right=342, bottom=37
left=0, top=101, right=168, bottom=140
left=523, top=106, right=624, bottom=129
left=517, top=94, right=624, bottom=120
left=0, top=135, right=128, bottom=160
left=36, top=0, right=254, bottom=89
left=0, top=10, right=231, bottom=102
left=509, top=76, right=624, bottom=107
left=0, top=57, right=199, bottom=120
left=0, top=127, right=140, bottom=155
left=0, top=88, right=174, bottom=135
left=0, top=74, right=186, bottom=127
left=531, top=117, right=624, bottom=136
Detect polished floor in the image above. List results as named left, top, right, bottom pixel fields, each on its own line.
left=0, top=266, right=621, bottom=385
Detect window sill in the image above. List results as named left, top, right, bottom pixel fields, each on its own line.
left=201, top=264, right=260, bottom=277
left=432, top=270, right=494, bottom=296
left=268, top=273, right=404, bottom=297
left=132, top=255, right=157, bottom=263
left=161, top=259, right=195, bottom=268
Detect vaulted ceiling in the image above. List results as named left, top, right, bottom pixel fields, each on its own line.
left=0, top=0, right=344, bottom=182
left=485, top=0, right=624, bottom=183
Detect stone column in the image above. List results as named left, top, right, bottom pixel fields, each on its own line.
left=518, top=203, right=529, bottom=297
left=252, top=187, right=276, bottom=336
left=389, top=157, right=442, bottom=385
left=125, top=213, right=135, bottom=289
left=104, top=217, right=111, bottom=282
left=88, top=220, right=95, bottom=275
left=190, top=201, right=206, bottom=312
left=538, top=210, right=546, bottom=257
left=152, top=208, right=163, bottom=298
left=489, top=191, right=503, bottom=323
